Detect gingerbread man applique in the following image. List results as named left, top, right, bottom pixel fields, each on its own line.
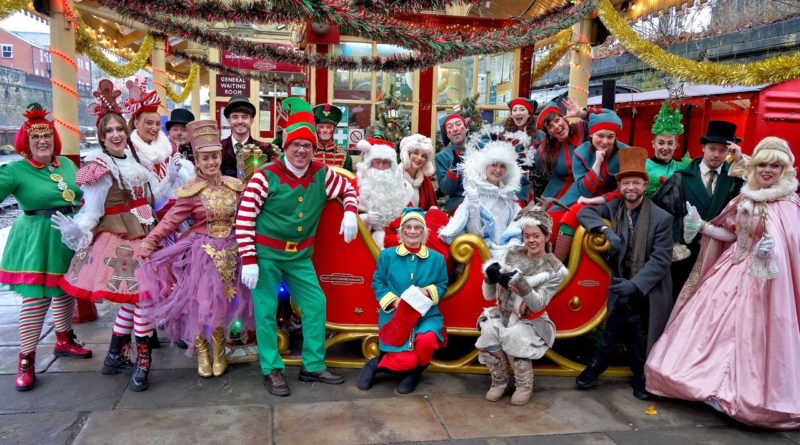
left=104, top=245, right=140, bottom=292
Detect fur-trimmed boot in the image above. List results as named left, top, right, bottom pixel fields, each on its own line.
left=510, top=357, right=533, bottom=406
left=101, top=334, right=134, bottom=375
left=130, top=336, right=152, bottom=392
left=479, top=350, right=509, bottom=402
left=397, top=365, right=427, bottom=394
left=211, top=327, right=227, bottom=377
left=194, top=336, right=212, bottom=378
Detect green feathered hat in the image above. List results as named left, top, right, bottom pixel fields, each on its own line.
left=651, top=101, right=684, bottom=136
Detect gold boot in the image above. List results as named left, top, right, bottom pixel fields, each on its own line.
left=211, top=327, right=228, bottom=377
left=194, top=336, right=212, bottom=378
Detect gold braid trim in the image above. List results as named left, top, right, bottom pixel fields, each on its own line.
left=597, top=0, right=800, bottom=86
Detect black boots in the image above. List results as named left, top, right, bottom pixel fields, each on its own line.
left=357, top=357, right=382, bottom=390
left=101, top=334, right=134, bottom=375
left=130, top=336, right=152, bottom=392
left=397, top=365, right=427, bottom=394
left=575, top=354, right=609, bottom=389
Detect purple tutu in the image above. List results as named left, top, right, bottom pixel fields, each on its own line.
left=137, top=232, right=254, bottom=355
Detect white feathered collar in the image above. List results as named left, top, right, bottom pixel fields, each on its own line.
left=83, top=150, right=153, bottom=191
left=130, top=130, right=173, bottom=170
left=739, top=176, right=798, bottom=203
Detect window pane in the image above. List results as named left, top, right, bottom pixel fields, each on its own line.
left=436, top=56, right=474, bottom=106
left=332, top=43, right=373, bottom=100
left=376, top=44, right=413, bottom=102
left=334, top=103, right=372, bottom=131
left=476, top=51, right=516, bottom=106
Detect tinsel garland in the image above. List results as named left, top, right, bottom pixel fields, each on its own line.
left=530, top=29, right=572, bottom=83
left=597, top=0, right=800, bottom=86
left=75, top=17, right=154, bottom=78
left=165, top=63, right=199, bottom=103
left=349, top=0, right=481, bottom=13
left=104, top=1, right=593, bottom=72
left=0, top=0, right=28, bottom=20
left=98, top=0, right=595, bottom=60
left=170, top=48, right=307, bottom=87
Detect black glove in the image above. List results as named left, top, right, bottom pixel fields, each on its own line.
left=485, top=262, right=501, bottom=284
left=498, top=270, right=517, bottom=289
left=608, top=277, right=640, bottom=298
left=602, top=227, right=622, bottom=256
left=451, top=150, right=463, bottom=168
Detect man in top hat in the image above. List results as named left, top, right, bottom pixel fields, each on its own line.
left=652, top=120, right=743, bottom=299
left=221, top=95, right=274, bottom=178
left=235, top=97, right=359, bottom=397
left=166, top=108, right=195, bottom=149
left=575, top=146, right=674, bottom=400
left=312, top=103, right=353, bottom=172
left=435, top=113, right=469, bottom=214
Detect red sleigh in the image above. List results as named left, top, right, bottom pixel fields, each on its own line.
left=278, top=172, right=629, bottom=377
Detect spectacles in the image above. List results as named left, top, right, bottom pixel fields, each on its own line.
left=289, top=142, right=314, bottom=151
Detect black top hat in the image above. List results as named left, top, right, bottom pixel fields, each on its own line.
left=700, top=120, right=742, bottom=145
left=224, top=96, right=256, bottom=119
left=165, top=108, right=195, bottom=131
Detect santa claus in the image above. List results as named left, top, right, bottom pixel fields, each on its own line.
left=354, top=138, right=412, bottom=249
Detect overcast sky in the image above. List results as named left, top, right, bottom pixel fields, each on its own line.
left=0, top=12, right=50, bottom=33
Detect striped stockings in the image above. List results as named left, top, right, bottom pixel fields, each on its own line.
left=19, top=296, right=75, bottom=355
left=112, top=303, right=153, bottom=338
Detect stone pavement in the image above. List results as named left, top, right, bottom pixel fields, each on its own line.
left=1, top=293, right=798, bottom=445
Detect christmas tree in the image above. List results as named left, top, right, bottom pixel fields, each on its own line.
left=456, top=93, right=485, bottom=134
left=373, top=86, right=411, bottom=146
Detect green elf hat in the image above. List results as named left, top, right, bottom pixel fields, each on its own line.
left=651, top=100, right=684, bottom=136
left=282, top=97, right=317, bottom=147
left=588, top=108, right=623, bottom=138
left=313, top=103, right=343, bottom=126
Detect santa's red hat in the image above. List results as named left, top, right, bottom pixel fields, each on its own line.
left=357, top=137, right=397, bottom=167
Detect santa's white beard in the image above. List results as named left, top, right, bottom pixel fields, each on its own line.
left=357, top=165, right=408, bottom=229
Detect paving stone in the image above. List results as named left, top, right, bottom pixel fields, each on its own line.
left=396, top=432, right=618, bottom=445
left=0, top=291, right=21, bottom=305
left=593, top=385, right=728, bottom=429
left=115, top=365, right=270, bottom=410
left=0, top=323, right=20, bottom=346
left=0, top=344, right=57, bottom=375
left=0, top=411, right=81, bottom=445
left=782, top=431, right=800, bottom=444
left=41, top=321, right=115, bottom=345
left=429, top=391, right=631, bottom=440
left=73, top=405, right=271, bottom=445
left=0, top=372, right=127, bottom=414
left=607, top=426, right=796, bottom=445
left=46, top=344, right=106, bottom=373
left=275, top=396, right=448, bottom=445
left=0, top=304, right=18, bottom=324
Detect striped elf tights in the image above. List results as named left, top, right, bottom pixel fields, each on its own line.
left=112, top=303, right=154, bottom=338
left=18, top=295, right=75, bottom=355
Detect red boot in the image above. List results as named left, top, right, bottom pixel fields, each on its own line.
left=54, top=329, right=93, bottom=358
left=15, top=352, right=35, bottom=391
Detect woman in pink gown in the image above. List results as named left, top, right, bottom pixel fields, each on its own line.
left=645, top=136, right=800, bottom=429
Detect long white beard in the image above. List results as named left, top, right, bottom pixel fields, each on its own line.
left=357, top=165, right=408, bottom=228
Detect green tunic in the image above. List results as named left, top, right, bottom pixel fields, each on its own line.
left=645, top=153, right=691, bottom=197
left=0, top=157, right=82, bottom=297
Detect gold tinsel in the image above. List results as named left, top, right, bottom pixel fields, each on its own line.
left=531, top=30, right=572, bottom=83
left=598, top=0, right=800, bottom=86
left=75, top=16, right=154, bottom=79
left=166, top=63, right=199, bottom=103
left=0, top=0, right=29, bottom=21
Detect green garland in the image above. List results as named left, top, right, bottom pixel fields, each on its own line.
left=98, top=0, right=595, bottom=61
left=170, top=48, right=307, bottom=87
left=104, top=0, right=594, bottom=72
left=349, top=0, right=481, bottom=13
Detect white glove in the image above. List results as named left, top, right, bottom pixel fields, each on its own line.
left=683, top=202, right=703, bottom=243
left=51, top=211, right=91, bottom=251
left=360, top=210, right=381, bottom=226
left=340, top=211, right=358, bottom=243
left=755, top=234, right=774, bottom=259
left=241, top=264, right=259, bottom=290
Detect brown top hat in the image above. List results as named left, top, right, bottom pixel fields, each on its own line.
left=615, top=146, right=650, bottom=182
left=187, top=120, right=222, bottom=153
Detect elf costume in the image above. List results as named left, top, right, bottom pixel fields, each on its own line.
left=645, top=101, right=691, bottom=197
left=0, top=104, right=91, bottom=391
left=236, top=98, right=358, bottom=395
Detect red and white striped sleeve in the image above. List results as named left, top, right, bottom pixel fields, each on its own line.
left=235, top=170, right=270, bottom=265
left=324, top=167, right=358, bottom=213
